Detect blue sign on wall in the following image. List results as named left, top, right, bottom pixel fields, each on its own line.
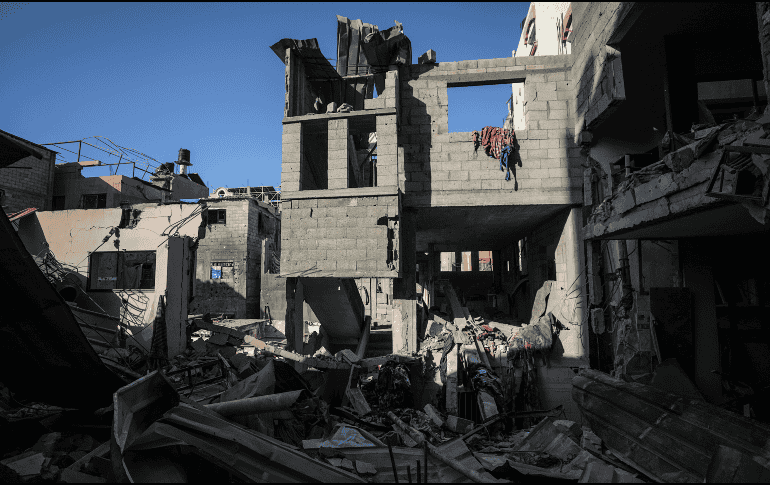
left=211, top=268, right=221, bottom=279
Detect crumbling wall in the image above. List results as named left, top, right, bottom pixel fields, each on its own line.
left=571, top=2, right=636, bottom=136
left=280, top=194, right=399, bottom=278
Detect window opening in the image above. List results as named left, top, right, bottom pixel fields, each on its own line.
left=89, top=250, right=156, bottom=290
left=440, top=252, right=453, bottom=272
left=448, top=84, right=515, bottom=133
left=479, top=251, right=493, bottom=271
left=82, top=193, right=107, bottom=209
left=461, top=251, right=472, bottom=272
left=209, top=209, right=226, bottom=224
left=301, top=121, right=328, bottom=190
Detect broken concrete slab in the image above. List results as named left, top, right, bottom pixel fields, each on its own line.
left=355, top=459, right=377, bottom=475
left=0, top=452, right=46, bottom=478
left=346, top=387, right=372, bottom=416
left=446, top=415, right=474, bottom=434
left=423, top=403, right=445, bottom=427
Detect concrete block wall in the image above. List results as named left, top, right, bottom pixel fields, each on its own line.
left=570, top=2, right=636, bottom=137
left=280, top=194, right=399, bottom=278
left=377, top=114, right=399, bottom=187
left=0, top=153, right=55, bottom=214
left=281, top=123, right=303, bottom=193
left=397, top=56, right=583, bottom=206
left=192, top=199, right=259, bottom=318
left=328, top=119, right=350, bottom=190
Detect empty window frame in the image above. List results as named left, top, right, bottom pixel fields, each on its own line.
left=89, top=250, right=156, bottom=290
left=209, top=209, right=226, bottom=224
left=440, top=252, right=454, bottom=271
left=300, top=121, right=328, bottom=190
left=461, top=251, right=472, bottom=272
left=479, top=251, right=493, bottom=271
left=82, top=193, right=106, bottom=209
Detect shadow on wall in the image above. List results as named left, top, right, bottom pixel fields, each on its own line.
left=400, top=69, right=432, bottom=197
left=191, top=279, right=247, bottom=317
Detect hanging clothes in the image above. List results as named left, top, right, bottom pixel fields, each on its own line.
left=471, top=126, right=521, bottom=189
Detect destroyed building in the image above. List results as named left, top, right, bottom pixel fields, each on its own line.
left=4, top=3, right=770, bottom=483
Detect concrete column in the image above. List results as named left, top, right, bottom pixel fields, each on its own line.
left=285, top=277, right=306, bottom=371
left=680, top=239, right=722, bottom=403
left=562, top=208, right=588, bottom=364
left=393, top=209, right=417, bottom=355
left=328, top=119, right=350, bottom=189
left=281, top=123, right=302, bottom=193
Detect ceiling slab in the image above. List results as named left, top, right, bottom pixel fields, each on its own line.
left=596, top=203, right=769, bottom=240
left=413, top=204, right=572, bottom=252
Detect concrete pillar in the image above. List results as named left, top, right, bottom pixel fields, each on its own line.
left=393, top=209, right=417, bottom=355
left=285, top=277, right=306, bottom=371
left=562, top=208, right=589, bottom=364
left=328, top=119, right=350, bottom=190
left=680, top=239, right=722, bottom=403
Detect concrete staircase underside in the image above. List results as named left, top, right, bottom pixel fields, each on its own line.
left=300, top=277, right=365, bottom=340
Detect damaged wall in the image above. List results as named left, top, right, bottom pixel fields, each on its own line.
left=280, top=194, right=399, bottom=278
left=192, top=198, right=279, bottom=318
left=0, top=151, right=56, bottom=215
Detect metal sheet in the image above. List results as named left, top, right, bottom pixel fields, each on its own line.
left=113, top=371, right=365, bottom=483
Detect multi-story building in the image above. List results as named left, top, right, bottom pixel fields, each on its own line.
left=274, top=3, right=770, bottom=422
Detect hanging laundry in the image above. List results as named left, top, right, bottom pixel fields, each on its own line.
left=472, top=126, right=522, bottom=189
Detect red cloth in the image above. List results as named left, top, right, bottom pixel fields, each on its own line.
left=471, top=126, right=515, bottom=160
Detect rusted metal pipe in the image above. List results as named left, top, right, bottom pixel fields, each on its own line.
left=204, top=390, right=307, bottom=417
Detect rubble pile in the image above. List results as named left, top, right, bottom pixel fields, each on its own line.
left=4, top=278, right=770, bottom=482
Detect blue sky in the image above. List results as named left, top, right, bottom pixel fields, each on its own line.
left=1, top=2, right=528, bottom=192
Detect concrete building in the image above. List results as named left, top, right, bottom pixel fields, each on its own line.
left=0, top=129, right=58, bottom=215
left=574, top=3, right=770, bottom=419
left=191, top=195, right=281, bottom=319
left=52, top=159, right=208, bottom=210
left=274, top=19, right=587, bottom=420
left=16, top=203, right=200, bottom=358
left=509, top=2, right=573, bottom=131
left=272, top=3, right=770, bottom=423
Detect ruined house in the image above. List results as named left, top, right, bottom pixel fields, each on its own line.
left=576, top=2, right=770, bottom=420
left=272, top=3, right=770, bottom=424
left=274, top=15, right=587, bottom=421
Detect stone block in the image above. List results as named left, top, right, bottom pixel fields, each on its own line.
left=613, top=190, right=636, bottom=214
left=457, top=60, right=478, bottom=70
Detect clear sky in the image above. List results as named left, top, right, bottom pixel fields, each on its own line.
left=1, top=2, right=528, bottom=192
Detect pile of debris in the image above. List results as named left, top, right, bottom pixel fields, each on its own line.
left=5, top=270, right=770, bottom=482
